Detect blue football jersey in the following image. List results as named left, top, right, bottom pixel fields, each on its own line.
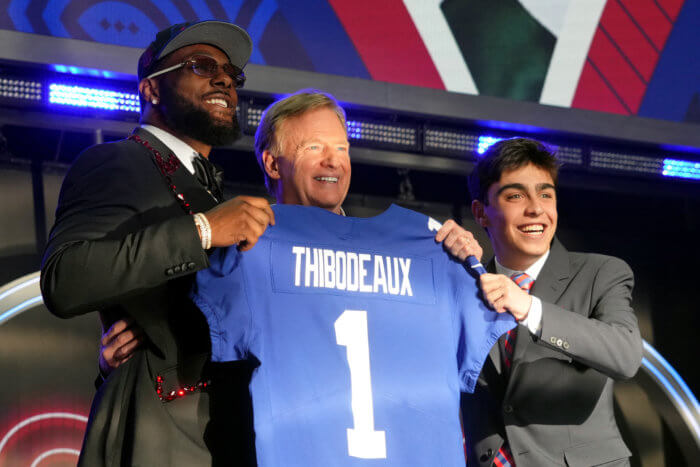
left=192, top=204, right=515, bottom=466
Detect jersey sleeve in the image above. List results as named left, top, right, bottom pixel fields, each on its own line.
left=448, top=260, right=516, bottom=393
left=190, top=246, right=253, bottom=362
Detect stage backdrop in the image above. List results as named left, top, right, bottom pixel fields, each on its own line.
left=0, top=0, right=698, bottom=125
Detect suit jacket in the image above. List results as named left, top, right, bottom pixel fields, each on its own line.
left=41, top=128, right=255, bottom=466
left=462, top=238, right=642, bottom=467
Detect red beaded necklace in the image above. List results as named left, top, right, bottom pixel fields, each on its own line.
left=129, top=133, right=213, bottom=403
left=128, top=133, right=193, bottom=215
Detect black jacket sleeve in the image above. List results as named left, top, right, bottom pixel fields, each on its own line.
left=40, top=141, right=209, bottom=319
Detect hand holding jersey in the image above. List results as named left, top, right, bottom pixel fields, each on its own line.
left=478, top=273, right=532, bottom=320
left=204, top=195, right=275, bottom=250
left=463, top=138, right=641, bottom=467
left=189, top=91, right=505, bottom=465
left=192, top=204, right=515, bottom=466
left=99, top=90, right=482, bottom=375
left=434, top=219, right=483, bottom=262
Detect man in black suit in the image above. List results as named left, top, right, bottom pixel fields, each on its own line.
left=462, top=138, right=643, bottom=467
left=41, top=21, right=272, bottom=466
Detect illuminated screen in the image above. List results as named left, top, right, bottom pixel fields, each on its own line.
left=0, top=0, right=697, bottom=127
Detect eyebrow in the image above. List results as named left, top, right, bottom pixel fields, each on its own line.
left=295, top=138, right=349, bottom=149
left=496, top=182, right=556, bottom=195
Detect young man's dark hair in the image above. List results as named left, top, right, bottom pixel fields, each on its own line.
left=468, top=137, right=560, bottom=204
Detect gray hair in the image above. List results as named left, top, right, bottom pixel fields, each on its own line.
left=254, top=89, right=347, bottom=193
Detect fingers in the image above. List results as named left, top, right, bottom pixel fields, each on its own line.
left=240, top=196, right=275, bottom=225
left=101, top=318, right=132, bottom=346
left=113, top=335, right=143, bottom=361
left=100, top=320, right=145, bottom=374
left=434, top=219, right=456, bottom=242
left=436, top=220, right=483, bottom=261
left=208, top=196, right=274, bottom=248
left=480, top=274, right=506, bottom=310
left=479, top=274, right=532, bottom=320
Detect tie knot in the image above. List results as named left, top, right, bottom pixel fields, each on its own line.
left=193, top=155, right=223, bottom=201
left=511, top=272, right=534, bottom=292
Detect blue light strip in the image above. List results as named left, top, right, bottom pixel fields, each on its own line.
left=477, top=136, right=504, bottom=154
left=662, top=158, right=700, bottom=180
left=48, top=84, right=139, bottom=112
left=0, top=276, right=39, bottom=303
left=643, top=341, right=700, bottom=415
left=0, top=295, right=43, bottom=325
left=641, top=357, right=700, bottom=439
left=51, top=64, right=116, bottom=79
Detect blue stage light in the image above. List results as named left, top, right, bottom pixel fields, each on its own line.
left=48, top=84, right=139, bottom=112
left=477, top=136, right=504, bottom=154
left=51, top=64, right=117, bottom=79
left=662, top=158, right=700, bottom=180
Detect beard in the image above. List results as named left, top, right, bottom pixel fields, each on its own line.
left=159, top=85, right=241, bottom=146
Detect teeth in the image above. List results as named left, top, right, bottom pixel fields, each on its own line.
left=205, top=98, right=228, bottom=108
left=315, top=176, right=338, bottom=183
left=521, top=225, right=544, bottom=233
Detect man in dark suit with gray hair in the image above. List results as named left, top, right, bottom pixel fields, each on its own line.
left=462, top=137, right=642, bottom=467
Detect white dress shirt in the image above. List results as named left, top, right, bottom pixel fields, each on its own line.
left=494, top=250, right=550, bottom=336
left=141, top=124, right=199, bottom=175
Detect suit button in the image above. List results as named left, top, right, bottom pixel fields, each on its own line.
left=479, top=449, right=493, bottom=462
left=165, top=268, right=174, bottom=276
left=563, top=341, right=570, bottom=349
left=503, top=404, right=513, bottom=414
left=173, top=265, right=182, bottom=273
left=550, top=336, right=557, bottom=344
left=556, top=338, right=563, bottom=347
left=187, top=262, right=196, bottom=269
left=180, top=263, right=189, bottom=271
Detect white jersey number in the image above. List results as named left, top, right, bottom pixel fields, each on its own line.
left=334, top=309, right=387, bottom=459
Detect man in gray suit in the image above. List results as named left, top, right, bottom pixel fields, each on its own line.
left=461, top=138, right=642, bottom=467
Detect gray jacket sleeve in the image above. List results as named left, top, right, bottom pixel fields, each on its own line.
left=538, top=257, right=642, bottom=380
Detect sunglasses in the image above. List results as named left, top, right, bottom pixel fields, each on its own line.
left=146, top=55, right=246, bottom=88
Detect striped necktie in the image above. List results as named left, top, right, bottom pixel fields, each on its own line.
left=496, top=272, right=534, bottom=467
left=502, top=272, right=534, bottom=370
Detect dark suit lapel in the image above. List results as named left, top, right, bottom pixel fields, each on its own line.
left=133, top=128, right=219, bottom=213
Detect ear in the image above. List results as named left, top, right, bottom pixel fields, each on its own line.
left=471, top=199, right=489, bottom=228
left=262, top=150, right=281, bottom=180
left=139, top=78, right=159, bottom=105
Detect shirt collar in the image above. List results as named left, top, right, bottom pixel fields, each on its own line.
left=141, top=124, right=198, bottom=174
left=495, top=249, right=550, bottom=280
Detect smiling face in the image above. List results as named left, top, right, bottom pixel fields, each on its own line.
left=148, top=44, right=240, bottom=150
left=263, top=106, right=350, bottom=214
left=473, top=163, right=558, bottom=270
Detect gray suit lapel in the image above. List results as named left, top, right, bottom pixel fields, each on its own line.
left=510, top=239, right=570, bottom=382
left=530, top=237, right=570, bottom=305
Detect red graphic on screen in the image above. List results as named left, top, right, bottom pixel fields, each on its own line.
left=0, top=411, right=88, bottom=466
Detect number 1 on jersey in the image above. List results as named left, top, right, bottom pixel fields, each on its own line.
left=335, top=309, right=387, bottom=459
